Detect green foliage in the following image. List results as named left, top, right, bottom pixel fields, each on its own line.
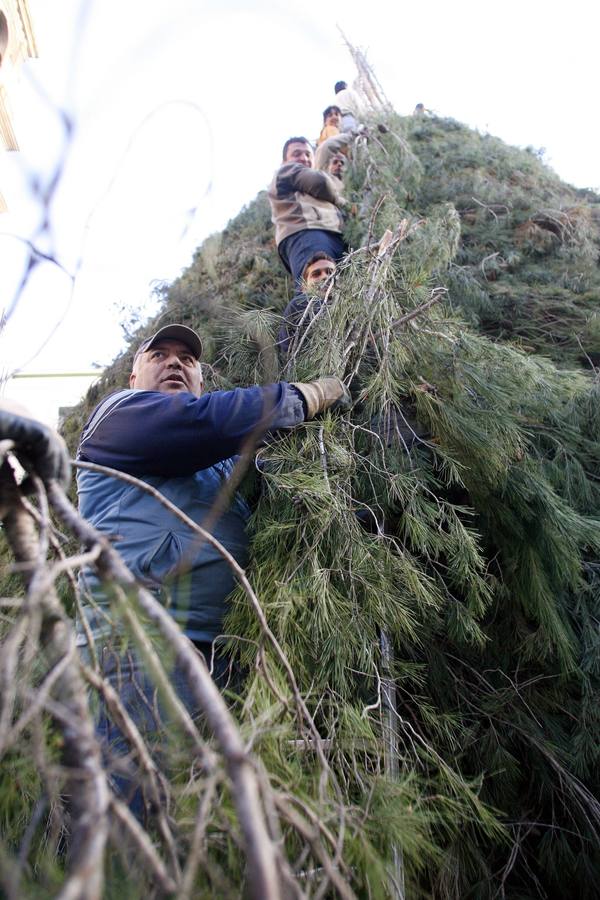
left=44, top=108, right=600, bottom=895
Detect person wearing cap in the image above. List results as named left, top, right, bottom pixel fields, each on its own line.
left=76, top=322, right=349, bottom=693
left=75, top=323, right=350, bottom=811
left=268, top=136, right=348, bottom=288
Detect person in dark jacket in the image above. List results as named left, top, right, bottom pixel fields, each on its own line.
left=277, top=253, right=337, bottom=358
left=76, top=322, right=350, bottom=812
left=268, top=136, right=347, bottom=287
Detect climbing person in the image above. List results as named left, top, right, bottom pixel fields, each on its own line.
left=268, top=136, right=347, bottom=287
left=76, top=322, right=350, bottom=810
left=333, top=80, right=364, bottom=133
left=277, top=253, right=337, bottom=358
left=317, top=104, right=342, bottom=146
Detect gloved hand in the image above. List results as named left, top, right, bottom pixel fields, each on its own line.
left=0, top=402, right=71, bottom=489
left=291, top=376, right=352, bottom=419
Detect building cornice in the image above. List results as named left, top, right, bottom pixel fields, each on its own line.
left=15, top=0, right=37, bottom=58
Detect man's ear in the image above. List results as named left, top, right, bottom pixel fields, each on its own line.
left=129, top=372, right=136, bottom=388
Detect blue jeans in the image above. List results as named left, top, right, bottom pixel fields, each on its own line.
left=89, top=640, right=236, bottom=820
left=278, top=229, right=347, bottom=286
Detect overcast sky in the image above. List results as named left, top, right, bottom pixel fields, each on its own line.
left=1, top=0, right=598, bottom=423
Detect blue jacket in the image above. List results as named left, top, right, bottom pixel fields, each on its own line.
left=77, top=384, right=305, bottom=644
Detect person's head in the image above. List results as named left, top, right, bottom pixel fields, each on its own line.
left=322, top=105, right=341, bottom=128
left=334, top=81, right=347, bottom=94
left=302, top=253, right=336, bottom=290
left=327, top=153, right=346, bottom=181
left=414, top=102, right=425, bottom=114
left=130, top=324, right=203, bottom=396
left=282, top=137, right=313, bottom=167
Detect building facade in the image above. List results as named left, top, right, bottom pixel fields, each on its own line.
left=0, top=0, right=37, bottom=210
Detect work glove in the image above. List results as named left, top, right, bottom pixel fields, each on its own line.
left=0, top=404, right=71, bottom=489
left=291, top=377, right=352, bottom=419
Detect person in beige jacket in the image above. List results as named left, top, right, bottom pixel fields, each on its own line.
left=268, top=136, right=347, bottom=286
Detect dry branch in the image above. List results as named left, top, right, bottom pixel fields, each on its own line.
left=0, top=465, right=109, bottom=900
left=47, top=479, right=283, bottom=900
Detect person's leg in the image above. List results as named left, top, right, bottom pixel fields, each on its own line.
left=277, top=236, right=293, bottom=274
left=94, top=642, right=164, bottom=819
left=284, top=230, right=347, bottom=287
left=92, top=638, right=225, bottom=822
left=316, top=230, right=347, bottom=265
left=341, top=113, right=358, bottom=133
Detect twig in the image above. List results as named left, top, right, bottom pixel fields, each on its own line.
left=317, top=426, right=331, bottom=491
left=0, top=469, right=109, bottom=900
left=380, top=286, right=448, bottom=336
left=109, top=797, right=178, bottom=895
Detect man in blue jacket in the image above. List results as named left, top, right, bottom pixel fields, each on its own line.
left=76, top=322, right=349, bottom=809
left=78, top=321, right=348, bottom=655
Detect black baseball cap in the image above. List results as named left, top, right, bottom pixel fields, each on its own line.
left=134, top=324, right=203, bottom=360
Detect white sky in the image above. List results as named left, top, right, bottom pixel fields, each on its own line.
left=1, top=0, right=598, bottom=424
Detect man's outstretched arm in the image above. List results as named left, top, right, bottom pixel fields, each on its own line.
left=79, top=379, right=349, bottom=477
left=275, top=163, right=341, bottom=205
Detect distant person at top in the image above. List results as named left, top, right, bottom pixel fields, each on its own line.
left=333, top=80, right=364, bottom=133
left=277, top=252, right=337, bottom=357
left=268, top=136, right=347, bottom=287
left=413, top=102, right=429, bottom=116
left=317, top=105, right=342, bottom=146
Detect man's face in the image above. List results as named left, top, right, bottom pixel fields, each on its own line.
left=129, top=339, right=203, bottom=396
left=303, top=258, right=336, bottom=290
left=325, top=110, right=341, bottom=128
left=328, top=154, right=346, bottom=180
left=285, top=141, right=313, bottom=168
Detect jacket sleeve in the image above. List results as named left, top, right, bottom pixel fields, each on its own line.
left=275, top=162, right=340, bottom=205
left=78, top=384, right=305, bottom=477
left=314, top=133, right=352, bottom=172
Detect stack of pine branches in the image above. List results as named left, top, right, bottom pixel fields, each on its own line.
left=3, top=108, right=600, bottom=898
